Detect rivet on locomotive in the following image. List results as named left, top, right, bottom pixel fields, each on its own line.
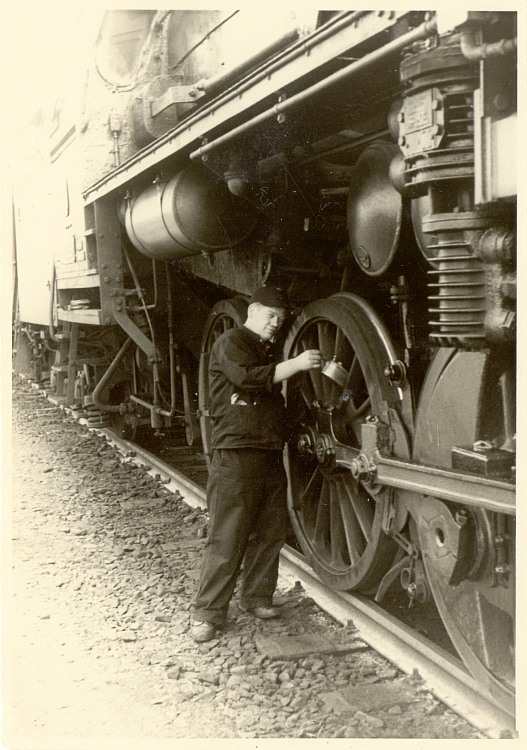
left=11, top=9, right=516, bottom=716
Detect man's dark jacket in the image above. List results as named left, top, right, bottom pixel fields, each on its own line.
left=208, top=326, right=289, bottom=450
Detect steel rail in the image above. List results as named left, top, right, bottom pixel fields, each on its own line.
left=279, top=548, right=515, bottom=737
left=98, top=429, right=207, bottom=510
left=92, top=426, right=515, bottom=738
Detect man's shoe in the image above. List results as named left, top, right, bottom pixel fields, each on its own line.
left=241, top=605, right=280, bottom=620
left=191, top=620, right=217, bottom=642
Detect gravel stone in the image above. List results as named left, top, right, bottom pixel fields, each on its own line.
left=6, top=382, right=488, bottom=741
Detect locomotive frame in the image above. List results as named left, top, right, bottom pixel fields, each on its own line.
left=10, top=8, right=518, bottom=719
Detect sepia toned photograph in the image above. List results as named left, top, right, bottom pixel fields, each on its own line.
left=1, top=4, right=522, bottom=747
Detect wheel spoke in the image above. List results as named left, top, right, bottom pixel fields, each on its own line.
left=307, top=368, right=325, bottom=404
left=301, top=463, right=322, bottom=504
left=313, top=480, right=331, bottom=547
left=299, top=372, right=317, bottom=411
left=299, top=326, right=319, bottom=352
left=317, top=321, right=332, bottom=403
left=343, top=481, right=374, bottom=540
left=329, top=489, right=349, bottom=567
left=331, top=478, right=356, bottom=565
left=345, top=354, right=363, bottom=393
left=335, top=479, right=364, bottom=564
left=298, top=328, right=325, bottom=404
left=333, top=325, right=345, bottom=360
left=349, top=396, right=371, bottom=425
left=317, top=320, right=334, bottom=358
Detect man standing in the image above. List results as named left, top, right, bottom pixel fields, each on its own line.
left=191, top=285, right=322, bottom=642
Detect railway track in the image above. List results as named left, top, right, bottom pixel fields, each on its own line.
left=73, top=419, right=514, bottom=738
left=29, top=378, right=513, bottom=737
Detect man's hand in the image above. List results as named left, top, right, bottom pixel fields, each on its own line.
left=273, top=349, right=322, bottom=383
left=292, top=349, right=323, bottom=371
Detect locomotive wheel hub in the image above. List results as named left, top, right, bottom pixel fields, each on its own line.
left=297, top=428, right=336, bottom=468
left=350, top=453, right=374, bottom=482
left=314, top=433, right=335, bottom=467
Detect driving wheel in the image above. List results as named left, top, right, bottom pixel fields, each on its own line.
left=413, top=350, right=515, bottom=714
left=198, top=296, right=248, bottom=463
left=417, top=499, right=515, bottom=714
left=284, top=293, right=410, bottom=591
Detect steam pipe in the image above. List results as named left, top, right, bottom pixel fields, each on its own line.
left=196, top=29, right=301, bottom=96
left=197, top=11, right=367, bottom=105
left=129, top=393, right=173, bottom=418
left=460, top=31, right=517, bottom=61
left=190, top=18, right=438, bottom=160
left=151, top=259, right=158, bottom=308
left=91, top=338, right=132, bottom=413
left=165, top=261, right=177, bottom=413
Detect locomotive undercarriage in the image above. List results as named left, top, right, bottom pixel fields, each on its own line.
left=13, top=10, right=516, bottom=715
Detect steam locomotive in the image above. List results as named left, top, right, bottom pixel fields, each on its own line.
left=11, top=9, right=516, bottom=715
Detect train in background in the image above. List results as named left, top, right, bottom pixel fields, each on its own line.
left=11, top=9, right=517, bottom=716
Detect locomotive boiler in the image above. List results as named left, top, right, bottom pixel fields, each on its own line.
left=11, top=9, right=517, bottom=716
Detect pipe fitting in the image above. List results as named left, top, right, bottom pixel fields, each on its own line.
left=91, top=338, right=132, bottom=413
left=477, top=227, right=516, bottom=265
left=350, top=453, right=374, bottom=481
left=460, top=31, right=517, bottom=61
left=224, top=171, right=250, bottom=199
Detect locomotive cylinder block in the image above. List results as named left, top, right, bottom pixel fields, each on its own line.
left=396, top=32, right=516, bottom=348
left=398, top=36, right=479, bottom=195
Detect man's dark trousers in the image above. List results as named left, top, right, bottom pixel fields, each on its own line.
left=193, top=448, right=288, bottom=625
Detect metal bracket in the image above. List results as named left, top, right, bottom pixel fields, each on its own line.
left=151, top=85, right=205, bottom=117
left=112, top=301, right=158, bottom=363
left=350, top=417, right=390, bottom=484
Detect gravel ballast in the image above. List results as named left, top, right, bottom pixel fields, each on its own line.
left=4, top=381, right=486, bottom=745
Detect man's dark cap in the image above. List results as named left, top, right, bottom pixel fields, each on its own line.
left=249, top=285, right=290, bottom=309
